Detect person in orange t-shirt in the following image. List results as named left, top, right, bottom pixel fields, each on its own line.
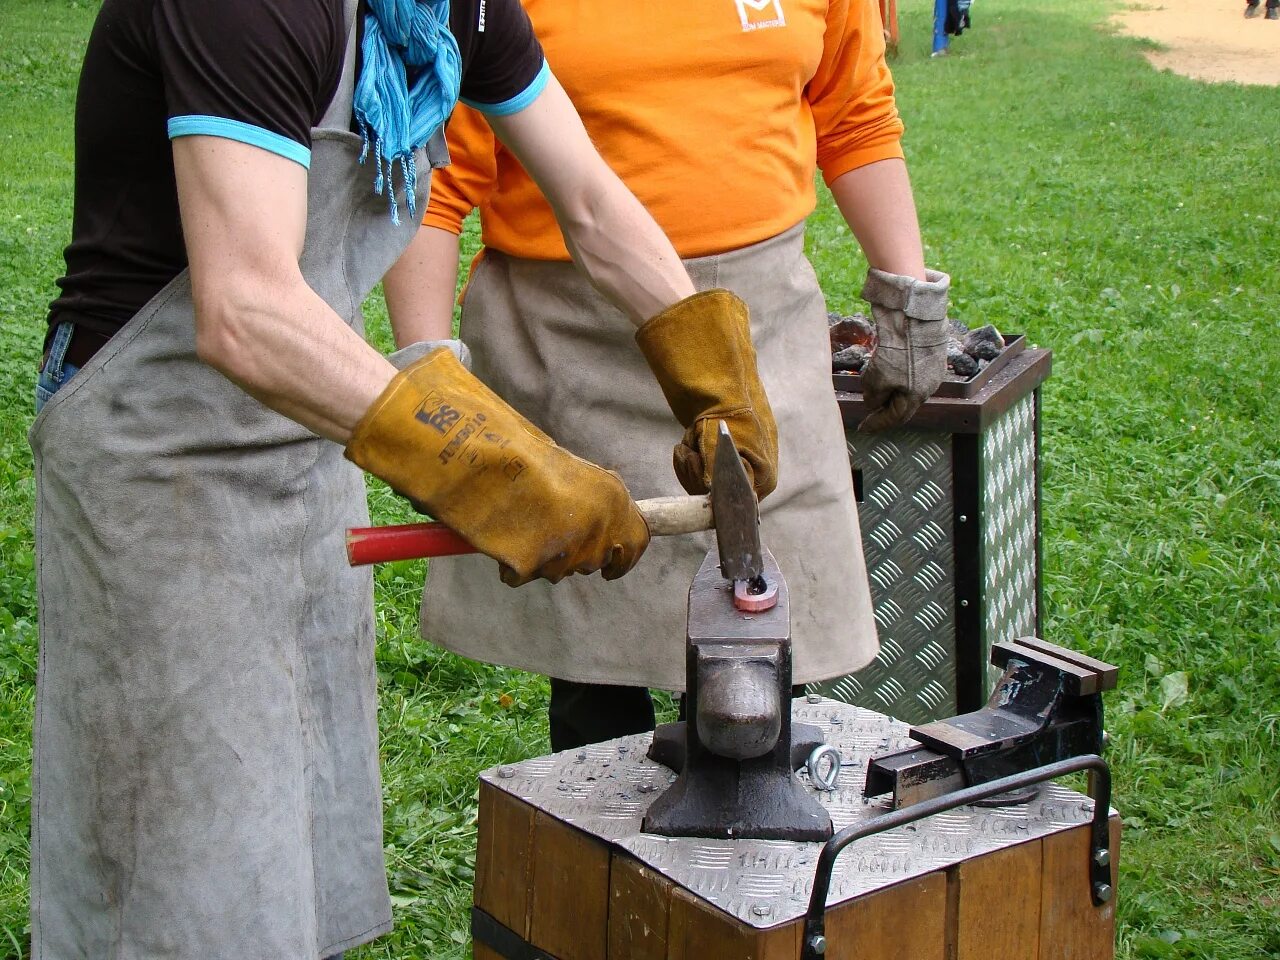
left=383, top=0, right=952, bottom=750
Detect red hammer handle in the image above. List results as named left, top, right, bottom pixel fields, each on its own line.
left=346, top=495, right=712, bottom=567
left=346, top=522, right=477, bottom=566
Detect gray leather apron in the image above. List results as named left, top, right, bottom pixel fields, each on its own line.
left=422, top=224, right=878, bottom=691
left=27, top=3, right=446, bottom=954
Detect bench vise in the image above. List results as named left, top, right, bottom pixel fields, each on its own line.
left=864, top=636, right=1119, bottom=808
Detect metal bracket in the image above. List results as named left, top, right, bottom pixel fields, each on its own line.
left=801, top=754, right=1114, bottom=959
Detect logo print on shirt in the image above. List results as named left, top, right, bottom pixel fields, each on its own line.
left=478, top=0, right=486, bottom=32
left=735, top=0, right=786, bottom=31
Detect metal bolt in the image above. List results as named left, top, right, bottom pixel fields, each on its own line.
left=497, top=766, right=515, bottom=779
left=1093, top=882, right=1113, bottom=904
left=752, top=904, right=770, bottom=918
left=807, top=693, right=822, bottom=704
left=1093, top=847, right=1111, bottom=867
left=959, top=514, right=968, bottom=522
left=960, top=599, right=969, bottom=607
left=808, top=934, right=828, bottom=955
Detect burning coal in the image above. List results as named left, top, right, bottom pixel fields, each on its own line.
left=829, top=312, right=1006, bottom=380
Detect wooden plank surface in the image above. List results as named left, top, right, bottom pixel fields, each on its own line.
left=471, top=945, right=503, bottom=960
left=474, top=782, right=535, bottom=939
left=474, top=783, right=1117, bottom=960
left=952, top=838, right=1043, bottom=960
left=823, top=872, right=948, bottom=960
left=668, top=886, right=800, bottom=960
left=609, top=854, right=673, bottom=960
left=529, top=810, right=612, bottom=960
left=1038, top=817, right=1120, bottom=959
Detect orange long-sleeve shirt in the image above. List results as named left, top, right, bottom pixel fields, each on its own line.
left=424, top=0, right=905, bottom=261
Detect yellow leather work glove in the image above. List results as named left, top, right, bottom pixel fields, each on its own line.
left=635, top=290, right=778, bottom=500
left=346, top=349, right=651, bottom=586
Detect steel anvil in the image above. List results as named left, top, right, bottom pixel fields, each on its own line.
left=643, top=549, right=833, bottom=842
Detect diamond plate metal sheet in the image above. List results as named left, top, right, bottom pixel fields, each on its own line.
left=480, top=698, right=1102, bottom=930
left=981, top=393, right=1039, bottom=692
left=810, top=431, right=957, bottom=724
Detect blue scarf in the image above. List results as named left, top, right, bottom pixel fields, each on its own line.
left=354, top=0, right=462, bottom=224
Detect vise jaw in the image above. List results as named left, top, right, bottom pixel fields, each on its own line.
left=643, top=549, right=833, bottom=842
left=864, top=637, right=1119, bottom=809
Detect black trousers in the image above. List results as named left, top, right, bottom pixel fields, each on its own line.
left=549, top=679, right=656, bottom=752
left=548, top=679, right=807, bottom=752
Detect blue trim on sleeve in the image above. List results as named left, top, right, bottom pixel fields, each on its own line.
left=461, top=59, right=550, bottom=117
left=167, top=115, right=311, bottom=169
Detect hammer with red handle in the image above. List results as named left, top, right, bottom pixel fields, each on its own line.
left=345, top=494, right=712, bottom=566
left=346, top=421, right=765, bottom=594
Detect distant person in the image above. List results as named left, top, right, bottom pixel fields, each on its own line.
left=1244, top=0, right=1278, bottom=18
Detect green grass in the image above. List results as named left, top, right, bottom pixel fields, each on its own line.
left=2, top=0, right=1278, bottom=957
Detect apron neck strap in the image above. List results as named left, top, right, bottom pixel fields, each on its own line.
left=320, top=0, right=362, bottom=131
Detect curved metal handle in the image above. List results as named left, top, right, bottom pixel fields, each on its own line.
left=801, top=754, right=1113, bottom=959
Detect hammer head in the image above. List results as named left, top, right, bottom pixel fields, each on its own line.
left=710, top=421, right=763, bottom=581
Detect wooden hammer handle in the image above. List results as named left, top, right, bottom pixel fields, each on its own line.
left=346, top=494, right=712, bottom=566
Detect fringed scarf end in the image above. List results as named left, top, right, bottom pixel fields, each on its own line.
left=356, top=0, right=460, bottom=224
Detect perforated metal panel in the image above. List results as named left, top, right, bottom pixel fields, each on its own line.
left=811, top=431, right=957, bottom=724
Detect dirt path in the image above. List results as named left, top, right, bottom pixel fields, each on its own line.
left=1114, top=0, right=1280, bottom=86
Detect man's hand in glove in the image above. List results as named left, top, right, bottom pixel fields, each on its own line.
left=636, top=290, right=778, bottom=500
left=345, top=348, right=650, bottom=586
left=859, top=269, right=951, bottom=432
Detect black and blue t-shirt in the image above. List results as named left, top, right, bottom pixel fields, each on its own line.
left=48, top=0, right=547, bottom=361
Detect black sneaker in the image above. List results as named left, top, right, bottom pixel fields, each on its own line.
left=1267, top=6, right=1279, bottom=18
left=1245, top=1, right=1261, bottom=16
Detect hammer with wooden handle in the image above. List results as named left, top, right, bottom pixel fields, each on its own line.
left=345, top=495, right=713, bottom=566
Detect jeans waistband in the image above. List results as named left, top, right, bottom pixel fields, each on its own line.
left=44, top=321, right=111, bottom=370
left=43, top=321, right=75, bottom=379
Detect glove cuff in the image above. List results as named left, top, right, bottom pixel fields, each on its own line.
left=636, top=290, right=748, bottom=355
left=387, top=338, right=472, bottom=371
left=634, top=289, right=752, bottom=428
left=860, top=268, right=951, bottom=323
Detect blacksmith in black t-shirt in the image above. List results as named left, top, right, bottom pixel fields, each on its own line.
left=48, top=0, right=546, bottom=364
left=30, top=0, right=780, bottom=955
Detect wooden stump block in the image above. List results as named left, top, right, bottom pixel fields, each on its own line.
left=472, top=781, right=1119, bottom=960
left=470, top=703, right=1119, bottom=960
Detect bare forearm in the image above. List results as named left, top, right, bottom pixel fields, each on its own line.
left=384, top=225, right=462, bottom=346
left=556, top=167, right=695, bottom=325
left=486, top=74, right=695, bottom=325
left=173, top=136, right=396, bottom=444
left=196, top=277, right=395, bottom=444
left=829, top=159, right=928, bottom=280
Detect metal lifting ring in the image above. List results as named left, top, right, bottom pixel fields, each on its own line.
left=806, top=744, right=842, bottom=792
